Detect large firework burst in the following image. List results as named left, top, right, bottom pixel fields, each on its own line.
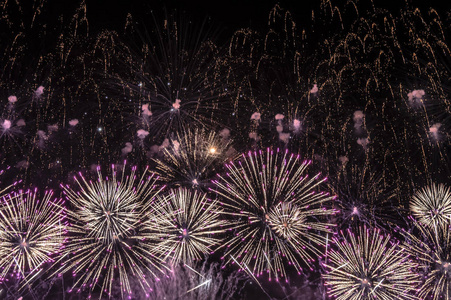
left=153, top=128, right=236, bottom=188
left=0, top=189, right=65, bottom=286
left=211, top=148, right=336, bottom=282
left=410, top=183, right=451, bottom=229
left=323, top=226, right=419, bottom=300
left=402, top=222, right=451, bottom=300
left=56, top=164, right=167, bottom=299
left=150, top=188, right=225, bottom=264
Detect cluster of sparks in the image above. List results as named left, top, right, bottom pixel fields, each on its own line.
left=400, top=183, right=451, bottom=300
left=0, top=152, right=341, bottom=298
left=0, top=0, right=450, bottom=299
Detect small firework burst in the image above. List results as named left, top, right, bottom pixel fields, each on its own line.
left=153, top=128, right=236, bottom=188
left=0, top=189, right=65, bottom=285
left=410, top=183, right=451, bottom=229
left=323, top=226, right=419, bottom=300
left=212, top=148, right=336, bottom=282
left=402, top=222, right=451, bottom=300
left=150, top=188, right=225, bottom=264
left=56, top=164, right=168, bottom=299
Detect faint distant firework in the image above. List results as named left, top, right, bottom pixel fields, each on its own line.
left=327, top=152, right=404, bottom=230
left=212, top=148, right=337, bottom=282
left=150, top=188, right=225, bottom=264
left=410, top=183, right=451, bottom=229
left=0, top=189, right=65, bottom=287
left=103, top=13, right=233, bottom=145
left=323, top=226, right=419, bottom=300
left=55, top=164, right=168, bottom=299
left=153, top=127, right=236, bottom=188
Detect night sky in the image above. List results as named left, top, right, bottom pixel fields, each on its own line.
left=83, top=0, right=449, bottom=33
left=1, top=0, right=450, bottom=299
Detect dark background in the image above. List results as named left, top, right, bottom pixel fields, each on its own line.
left=47, top=0, right=450, bottom=40
left=2, top=0, right=450, bottom=299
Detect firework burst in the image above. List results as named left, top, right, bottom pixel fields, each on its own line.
left=402, top=222, right=451, bottom=300
left=153, top=128, right=236, bottom=188
left=211, top=148, right=336, bottom=282
left=150, top=188, right=225, bottom=264
left=323, top=226, right=419, bottom=300
left=326, top=153, right=405, bottom=229
left=56, top=164, right=168, bottom=299
left=106, top=13, right=232, bottom=144
left=0, top=189, right=65, bottom=286
left=410, top=183, right=451, bottom=229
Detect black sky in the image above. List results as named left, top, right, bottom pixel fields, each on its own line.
left=68, top=0, right=450, bottom=38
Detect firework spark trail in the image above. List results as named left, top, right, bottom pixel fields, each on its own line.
left=212, top=148, right=337, bottom=282
left=0, top=168, right=17, bottom=197
left=185, top=279, right=212, bottom=294
left=0, top=189, right=65, bottom=287
left=184, top=264, right=204, bottom=278
left=230, top=254, right=267, bottom=296
left=410, top=183, right=451, bottom=229
left=144, top=261, right=246, bottom=300
left=149, top=188, right=226, bottom=264
left=323, top=226, right=419, bottom=300
left=54, top=163, right=168, bottom=299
